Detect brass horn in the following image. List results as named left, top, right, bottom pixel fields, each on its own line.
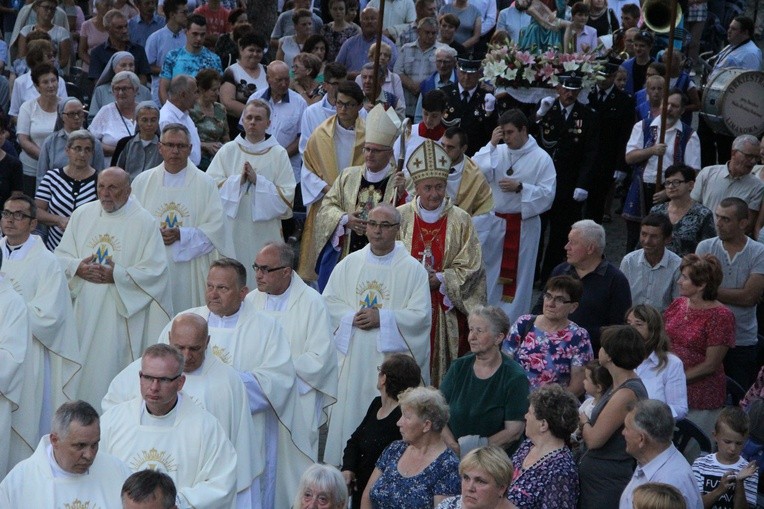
left=642, top=0, right=682, bottom=33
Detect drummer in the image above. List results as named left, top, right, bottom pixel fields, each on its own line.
left=698, top=16, right=762, bottom=167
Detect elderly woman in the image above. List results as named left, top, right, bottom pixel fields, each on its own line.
left=436, top=446, right=514, bottom=509
left=37, top=97, right=106, bottom=188
left=578, top=325, right=648, bottom=509
left=506, top=384, right=580, bottom=508
left=17, top=63, right=60, bottom=196
left=321, top=0, right=360, bottom=62
left=649, top=165, right=716, bottom=256
left=88, top=51, right=152, bottom=121
left=276, top=8, right=315, bottom=68
left=191, top=68, right=229, bottom=171
left=294, top=463, right=349, bottom=509
left=35, top=130, right=98, bottom=250
left=503, top=276, right=593, bottom=396
left=9, top=39, right=67, bottom=119
left=361, top=386, right=461, bottom=509
left=89, top=70, right=140, bottom=164
left=114, top=101, right=161, bottom=179
left=79, top=0, right=112, bottom=71
left=291, top=52, right=322, bottom=104
left=16, top=0, right=72, bottom=69
left=220, top=31, right=268, bottom=136
left=664, top=254, right=735, bottom=440
left=441, top=306, right=529, bottom=458
left=342, top=354, right=422, bottom=509
left=627, top=304, right=688, bottom=420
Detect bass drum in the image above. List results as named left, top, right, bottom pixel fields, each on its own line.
left=701, top=68, right=764, bottom=137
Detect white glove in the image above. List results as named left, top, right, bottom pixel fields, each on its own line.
left=484, top=93, right=496, bottom=113
left=573, top=188, right=588, bottom=202
left=613, top=171, right=627, bottom=182
left=536, top=96, right=555, bottom=117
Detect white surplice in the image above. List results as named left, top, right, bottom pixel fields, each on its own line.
left=0, top=435, right=131, bottom=508
left=132, top=162, right=234, bottom=312
left=54, top=198, right=173, bottom=409
left=207, top=135, right=296, bottom=289
left=321, top=242, right=431, bottom=466
left=100, top=396, right=238, bottom=509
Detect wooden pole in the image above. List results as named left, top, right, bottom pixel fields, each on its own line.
left=371, top=2, right=386, bottom=104
left=656, top=0, right=679, bottom=191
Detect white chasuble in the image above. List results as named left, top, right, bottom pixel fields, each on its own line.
left=54, top=199, right=173, bottom=409
left=1, top=235, right=81, bottom=466
left=101, top=354, right=258, bottom=496
left=0, top=435, right=131, bottom=509
left=100, top=397, right=238, bottom=509
left=0, top=278, right=29, bottom=478
left=322, top=243, right=431, bottom=466
left=132, top=163, right=234, bottom=312
left=207, top=136, right=296, bottom=288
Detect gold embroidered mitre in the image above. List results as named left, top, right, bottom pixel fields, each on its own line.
left=407, top=139, right=451, bottom=183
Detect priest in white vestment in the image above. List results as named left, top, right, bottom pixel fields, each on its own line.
left=102, top=314, right=259, bottom=509
left=0, top=400, right=131, bottom=508
left=322, top=203, right=432, bottom=466
left=157, top=258, right=315, bottom=509
left=246, top=242, right=338, bottom=501
left=132, top=124, right=233, bottom=312
left=100, top=344, right=238, bottom=509
left=473, top=110, right=557, bottom=321
left=0, top=274, right=29, bottom=479
left=1, top=195, right=81, bottom=468
left=207, top=100, right=296, bottom=289
left=54, top=167, right=173, bottom=409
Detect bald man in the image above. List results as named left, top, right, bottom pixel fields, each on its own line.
left=54, top=167, right=173, bottom=408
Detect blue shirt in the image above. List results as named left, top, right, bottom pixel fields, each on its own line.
left=335, top=33, right=398, bottom=73
left=145, top=25, right=186, bottom=105
left=128, top=13, right=166, bottom=47
left=88, top=40, right=152, bottom=80
left=160, top=46, right=222, bottom=80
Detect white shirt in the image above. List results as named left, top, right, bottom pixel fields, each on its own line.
left=634, top=352, right=688, bottom=420
left=159, top=100, right=202, bottom=165
left=626, top=116, right=701, bottom=184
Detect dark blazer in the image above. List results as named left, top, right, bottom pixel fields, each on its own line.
left=441, top=83, right=497, bottom=156
left=587, top=86, right=635, bottom=175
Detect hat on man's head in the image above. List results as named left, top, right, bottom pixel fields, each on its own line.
left=407, top=139, right=451, bottom=183
left=597, top=55, right=624, bottom=75
left=559, top=72, right=583, bottom=90
left=457, top=58, right=482, bottom=74
left=634, top=29, right=654, bottom=45
left=365, top=104, right=402, bottom=147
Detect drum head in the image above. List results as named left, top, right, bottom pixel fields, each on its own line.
left=702, top=69, right=764, bottom=137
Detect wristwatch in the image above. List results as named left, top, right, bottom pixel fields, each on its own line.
left=515, top=182, right=523, bottom=193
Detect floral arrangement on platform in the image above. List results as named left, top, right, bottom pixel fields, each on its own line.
left=482, top=43, right=603, bottom=89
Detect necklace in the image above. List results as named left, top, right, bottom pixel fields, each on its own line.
left=505, top=151, right=529, bottom=176
left=114, top=103, right=135, bottom=137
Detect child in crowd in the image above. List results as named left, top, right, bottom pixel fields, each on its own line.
left=580, top=359, right=612, bottom=419
left=692, top=407, right=759, bottom=509
left=632, top=483, right=687, bottom=509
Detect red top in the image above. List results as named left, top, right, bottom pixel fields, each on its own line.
left=193, top=4, right=230, bottom=35
left=664, top=297, right=736, bottom=410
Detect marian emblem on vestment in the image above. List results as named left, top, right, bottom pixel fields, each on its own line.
left=156, top=202, right=190, bottom=229
left=356, top=280, right=390, bottom=309
left=212, top=345, right=233, bottom=365
left=87, top=233, right=121, bottom=264
left=130, top=447, right=178, bottom=473
left=64, top=500, right=101, bottom=509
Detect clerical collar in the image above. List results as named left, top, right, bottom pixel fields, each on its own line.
left=208, top=306, right=242, bottom=328
left=236, top=132, right=278, bottom=153
left=47, top=441, right=86, bottom=478
left=367, top=244, right=398, bottom=265
left=2, top=234, right=37, bottom=260
left=448, top=159, right=465, bottom=179
left=417, top=196, right=445, bottom=223
left=364, top=165, right=391, bottom=183
left=264, top=284, right=292, bottom=311
left=163, top=166, right=187, bottom=187
left=141, top=396, right=180, bottom=426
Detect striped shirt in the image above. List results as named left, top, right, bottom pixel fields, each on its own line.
left=36, top=168, right=98, bottom=251
left=692, top=453, right=758, bottom=508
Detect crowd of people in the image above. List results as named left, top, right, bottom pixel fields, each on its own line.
left=0, top=0, right=763, bottom=507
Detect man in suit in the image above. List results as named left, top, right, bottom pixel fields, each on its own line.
left=441, top=58, right=497, bottom=156
left=534, top=73, right=598, bottom=283
left=585, top=56, right=635, bottom=224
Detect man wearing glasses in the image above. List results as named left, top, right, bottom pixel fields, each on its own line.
left=305, top=103, right=406, bottom=290
left=132, top=123, right=233, bottom=312
left=103, top=313, right=258, bottom=508
left=100, top=343, right=238, bottom=509
left=0, top=194, right=81, bottom=470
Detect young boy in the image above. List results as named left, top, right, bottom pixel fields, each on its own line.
left=692, top=407, right=759, bottom=509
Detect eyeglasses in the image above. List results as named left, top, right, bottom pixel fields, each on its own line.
left=543, top=292, right=573, bottom=305
left=139, top=372, right=182, bottom=384
left=363, top=146, right=392, bottom=154
left=366, top=220, right=399, bottom=230
left=252, top=263, right=287, bottom=273
left=663, top=179, right=687, bottom=188
left=68, top=145, right=93, bottom=153
left=39, top=4, right=56, bottom=10
left=336, top=100, right=359, bottom=110
left=112, top=86, right=135, bottom=94
left=160, top=142, right=190, bottom=151
left=1, top=210, right=34, bottom=221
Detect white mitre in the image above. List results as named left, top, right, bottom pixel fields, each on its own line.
left=365, top=104, right=401, bottom=147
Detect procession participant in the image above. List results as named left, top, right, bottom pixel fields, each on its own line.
left=131, top=123, right=233, bottom=312
left=397, top=139, right=486, bottom=385
left=54, top=167, right=173, bottom=408
left=298, top=81, right=366, bottom=283
left=0, top=401, right=132, bottom=507
left=438, top=127, right=494, bottom=218
left=121, top=470, right=178, bottom=509
left=100, top=344, right=238, bottom=509
left=473, top=109, right=556, bottom=321
left=102, top=314, right=259, bottom=508
left=1, top=194, right=80, bottom=467
left=207, top=100, right=296, bottom=289
left=322, top=203, right=431, bottom=466
left=311, top=103, right=405, bottom=290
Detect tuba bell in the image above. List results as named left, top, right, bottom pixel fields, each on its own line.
left=642, top=0, right=683, bottom=33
